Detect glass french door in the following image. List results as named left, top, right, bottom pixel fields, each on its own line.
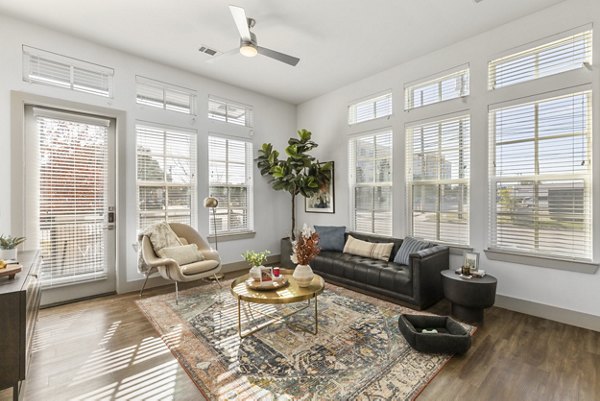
left=25, top=106, right=116, bottom=304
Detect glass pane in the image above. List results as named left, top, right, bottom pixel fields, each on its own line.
left=139, top=187, right=165, bottom=211
left=355, top=187, right=373, bottom=210
left=412, top=184, right=438, bottom=212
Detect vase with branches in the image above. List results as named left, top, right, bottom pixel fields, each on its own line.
left=257, top=129, right=332, bottom=241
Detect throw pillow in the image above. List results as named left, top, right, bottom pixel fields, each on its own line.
left=394, top=236, right=431, bottom=265
left=343, top=235, right=395, bottom=261
left=145, top=221, right=182, bottom=253
left=158, top=244, right=204, bottom=265
left=315, top=225, right=346, bottom=252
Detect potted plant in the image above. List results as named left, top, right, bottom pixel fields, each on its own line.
left=0, top=234, right=26, bottom=260
left=242, top=250, right=271, bottom=280
left=257, top=129, right=331, bottom=266
left=291, top=224, right=320, bottom=287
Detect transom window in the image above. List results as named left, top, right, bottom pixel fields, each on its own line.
left=136, top=76, right=197, bottom=115
left=208, top=96, right=254, bottom=127
left=348, top=92, right=393, bottom=125
left=348, top=130, right=393, bottom=236
left=405, top=66, right=469, bottom=110
left=489, top=91, right=592, bottom=260
left=23, top=45, right=114, bottom=97
left=407, top=115, right=470, bottom=245
left=489, top=29, right=592, bottom=90
left=208, top=135, right=254, bottom=234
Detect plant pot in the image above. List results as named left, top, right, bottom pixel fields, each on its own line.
left=280, top=237, right=294, bottom=268
left=293, top=264, right=314, bottom=287
left=0, top=249, right=17, bottom=260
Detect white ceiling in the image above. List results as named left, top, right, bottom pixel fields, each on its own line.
left=0, top=0, right=566, bottom=104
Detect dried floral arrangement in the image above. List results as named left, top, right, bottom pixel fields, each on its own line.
left=291, top=224, right=320, bottom=265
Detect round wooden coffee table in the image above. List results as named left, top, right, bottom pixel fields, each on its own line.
left=230, top=269, right=324, bottom=338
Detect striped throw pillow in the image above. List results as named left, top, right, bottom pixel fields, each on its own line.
left=343, top=235, right=395, bottom=262
left=393, top=237, right=431, bottom=265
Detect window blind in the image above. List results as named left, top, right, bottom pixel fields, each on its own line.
left=208, top=96, right=254, bottom=127
left=489, top=91, right=592, bottom=260
left=136, top=76, right=197, bottom=115
left=348, top=130, right=393, bottom=236
left=406, top=115, right=470, bottom=245
left=489, top=29, right=592, bottom=90
left=136, top=123, right=197, bottom=230
left=34, top=109, right=111, bottom=287
left=23, top=45, right=114, bottom=97
left=348, top=92, right=393, bottom=125
left=208, top=135, right=253, bottom=234
left=405, top=67, right=469, bottom=110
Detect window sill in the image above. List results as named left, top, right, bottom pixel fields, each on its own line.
left=208, top=231, right=256, bottom=243
left=484, top=248, right=598, bottom=274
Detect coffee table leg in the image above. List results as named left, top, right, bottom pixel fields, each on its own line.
left=237, top=298, right=242, bottom=337
left=314, top=295, right=318, bottom=334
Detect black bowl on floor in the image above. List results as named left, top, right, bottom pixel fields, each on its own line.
left=398, top=314, right=471, bottom=354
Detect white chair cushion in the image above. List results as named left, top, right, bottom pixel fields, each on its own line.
left=158, top=244, right=204, bottom=265
left=181, top=259, right=220, bottom=276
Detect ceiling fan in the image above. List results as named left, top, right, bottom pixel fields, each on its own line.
left=223, top=5, right=300, bottom=66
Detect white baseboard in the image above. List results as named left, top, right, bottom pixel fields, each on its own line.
left=495, top=294, right=600, bottom=332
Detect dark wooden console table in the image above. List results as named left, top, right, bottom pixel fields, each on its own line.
left=0, top=251, right=42, bottom=401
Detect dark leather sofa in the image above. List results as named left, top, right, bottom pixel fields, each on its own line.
left=311, top=232, right=449, bottom=310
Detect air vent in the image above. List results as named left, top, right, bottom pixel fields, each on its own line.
left=198, top=45, right=220, bottom=57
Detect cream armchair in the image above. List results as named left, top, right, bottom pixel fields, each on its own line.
left=140, top=223, right=222, bottom=303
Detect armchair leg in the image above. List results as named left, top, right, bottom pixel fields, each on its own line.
left=175, top=281, right=179, bottom=305
left=139, top=268, right=154, bottom=298
left=213, top=273, right=222, bottom=288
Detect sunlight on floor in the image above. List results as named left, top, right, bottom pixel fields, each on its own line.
left=56, top=320, right=184, bottom=399
left=70, top=360, right=180, bottom=401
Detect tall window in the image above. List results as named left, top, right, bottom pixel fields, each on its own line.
left=208, top=96, right=254, bottom=127
left=136, top=76, right=197, bottom=115
left=349, top=130, right=393, bottom=236
left=489, top=91, right=592, bottom=260
left=405, top=66, right=469, bottom=110
left=136, top=123, right=196, bottom=230
left=406, top=116, right=470, bottom=245
left=23, top=45, right=114, bottom=97
left=208, top=136, right=253, bottom=234
left=348, top=92, right=392, bottom=125
left=489, top=29, right=592, bottom=90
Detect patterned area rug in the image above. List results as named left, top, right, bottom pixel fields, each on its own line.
left=137, top=281, right=473, bottom=401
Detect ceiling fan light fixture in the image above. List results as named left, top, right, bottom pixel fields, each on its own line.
left=240, top=43, right=257, bottom=57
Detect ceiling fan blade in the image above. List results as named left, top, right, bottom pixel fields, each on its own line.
left=256, top=46, right=300, bottom=66
left=229, top=5, right=251, bottom=41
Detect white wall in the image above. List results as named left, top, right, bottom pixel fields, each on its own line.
left=297, top=0, right=600, bottom=318
left=0, top=14, right=294, bottom=296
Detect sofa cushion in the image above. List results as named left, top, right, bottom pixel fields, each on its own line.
left=158, top=244, right=204, bottom=265
left=181, top=259, right=219, bottom=275
left=394, top=236, right=431, bottom=265
left=315, top=225, right=346, bottom=251
left=343, top=235, right=394, bottom=261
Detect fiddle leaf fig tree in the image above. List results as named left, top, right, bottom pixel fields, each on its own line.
left=257, top=129, right=332, bottom=240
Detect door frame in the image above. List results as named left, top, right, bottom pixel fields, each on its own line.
left=11, top=91, right=128, bottom=305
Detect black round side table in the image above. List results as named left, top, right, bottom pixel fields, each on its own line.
left=441, top=270, right=497, bottom=323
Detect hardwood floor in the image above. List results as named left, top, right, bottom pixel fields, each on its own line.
left=1, top=279, right=598, bottom=401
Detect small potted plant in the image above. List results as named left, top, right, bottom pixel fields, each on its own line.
left=291, top=224, right=320, bottom=287
left=242, top=250, right=271, bottom=281
left=0, top=234, right=26, bottom=260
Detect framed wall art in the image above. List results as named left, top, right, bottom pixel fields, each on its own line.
left=305, top=161, right=335, bottom=214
